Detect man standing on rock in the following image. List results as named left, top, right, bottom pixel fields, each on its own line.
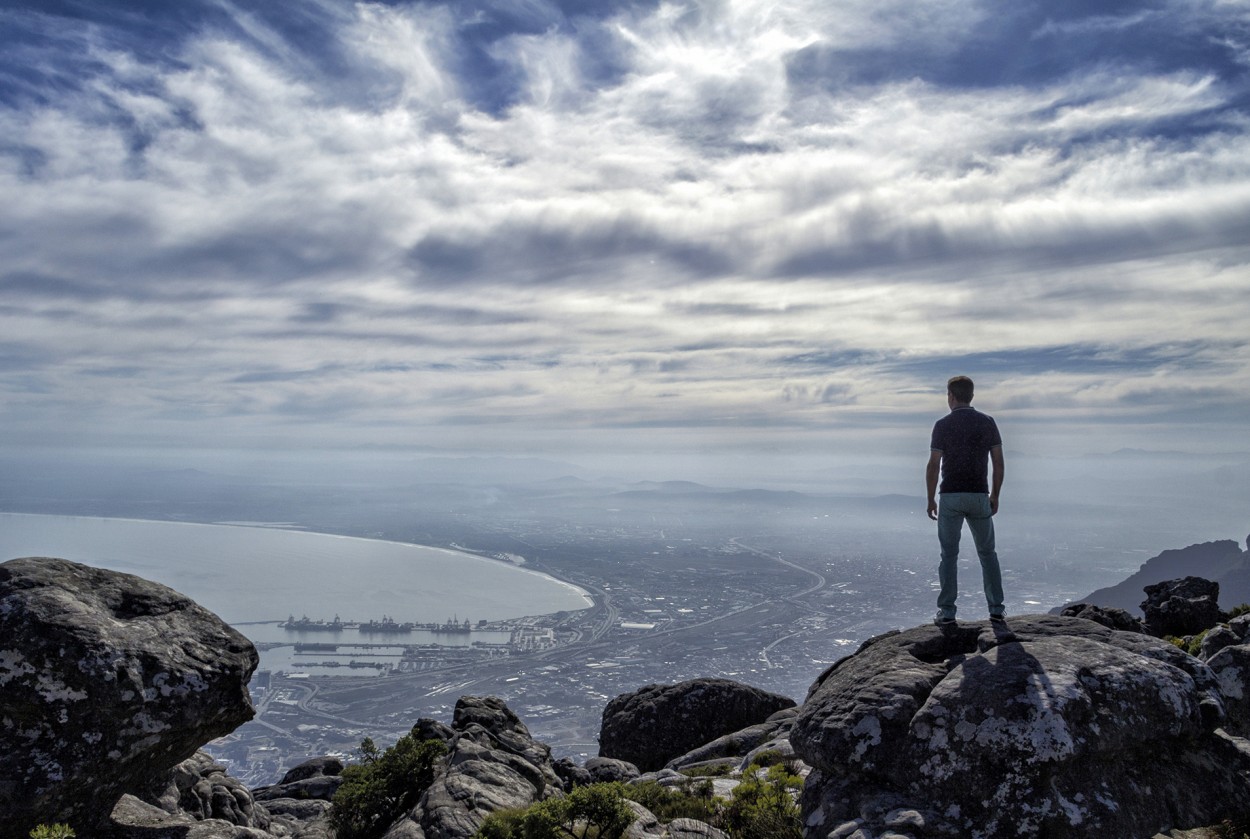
left=926, top=375, right=1006, bottom=625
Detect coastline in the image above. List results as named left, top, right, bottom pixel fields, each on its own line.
left=0, top=511, right=594, bottom=617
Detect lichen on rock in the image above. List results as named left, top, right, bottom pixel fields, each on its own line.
left=790, top=615, right=1250, bottom=838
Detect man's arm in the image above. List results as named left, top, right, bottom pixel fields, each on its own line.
left=926, top=450, right=942, bottom=520
left=989, top=445, right=1004, bottom=515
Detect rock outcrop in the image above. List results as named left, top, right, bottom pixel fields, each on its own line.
left=253, top=757, right=345, bottom=804
left=381, top=695, right=565, bottom=838
left=1057, top=602, right=1143, bottom=633
left=790, top=615, right=1250, bottom=839
left=1142, top=576, right=1223, bottom=637
left=131, top=750, right=273, bottom=830
left=665, top=707, right=800, bottom=772
left=0, top=557, right=259, bottom=837
left=599, top=678, right=796, bottom=771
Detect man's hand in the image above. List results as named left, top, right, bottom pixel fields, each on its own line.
left=989, top=495, right=999, bottom=516
left=927, top=499, right=938, bottom=520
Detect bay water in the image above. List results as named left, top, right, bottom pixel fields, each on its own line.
left=0, top=513, right=592, bottom=629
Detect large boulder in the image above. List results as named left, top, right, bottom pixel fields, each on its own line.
left=253, top=757, right=345, bottom=803
left=790, top=615, right=1250, bottom=838
left=599, top=678, right=796, bottom=772
left=0, top=557, right=258, bottom=837
left=1141, top=576, right=1223, bottom=637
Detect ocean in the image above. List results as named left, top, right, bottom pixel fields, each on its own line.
left=0, top=513, right=592, bottom=628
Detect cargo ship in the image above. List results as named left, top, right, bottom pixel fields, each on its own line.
left=359, top=615, right=416, bottom=633
left=281, top=614, right=344, bottom=632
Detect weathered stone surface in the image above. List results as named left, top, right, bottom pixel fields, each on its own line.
left=1142, top=576, right=1223, bottom=637
left=791, top=615, right=1249, bottom=838
left=1209, top=644, right=1250, bottom=738
left=109, top=793, right=275, bottom=838
left=553, top=756, right=593, bottom=790
left=1200, top=625, right=1242, bottom=660
left=666, top=817, right=729, bottom=838
left=586, top=756, right=641, bottom=783
left=1229, top=613, right=1250, bottom=640
left=381, top=695, right=563, bottom=839
left=600, top=678, right=796, bottom=771
left=132, top=751, right=272, bottom=830
left=252, top=756, right=344, bottom=803
left=0, top=557, right=258, bottom=837
left=260, top=797, right=332, bottom=821
left=276, top=756, right=344, bottom=785
left=666, top=707, right=798, bottom=771
left=623, top=799, right=665, bottom=838
left=1058, top=602, right=1143, bottom=633
left=621, top=801, right=728, bottom=839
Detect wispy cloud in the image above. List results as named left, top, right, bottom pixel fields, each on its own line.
left=0, top=0, right=1247, bottom=457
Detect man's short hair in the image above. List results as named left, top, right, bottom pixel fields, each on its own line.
left=947, top=375, right=974, bottom=403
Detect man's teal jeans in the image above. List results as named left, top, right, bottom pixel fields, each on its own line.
left=937, top=492, right=1005, bottom=620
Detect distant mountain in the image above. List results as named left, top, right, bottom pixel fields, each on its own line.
left=625, top=480, right=721, bottom=494
left=408, top=456, right=591, bottom=484
left=1060, top=537, right=1250, bottom=615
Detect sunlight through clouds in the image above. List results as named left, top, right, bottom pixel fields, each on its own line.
left=0, top=0, right=1247, bottom=456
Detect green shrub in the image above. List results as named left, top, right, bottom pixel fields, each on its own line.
left=681, top=761, right=736, bottom=777
left=472, top=783, right=636, bottom=839
left=747, top=749, right=785, bottom=767
left=1164, top=632, right=1209, bottom=657
left=476, top=808, right=527, bottom=839
left=1228, top=603, right=1250, bottom=620
left=474, top=767, right=804, bottom=839
left=621, top=778, right=717, bottom=824
left=721, top=761, right=803, bottom=839
left=29, top=826, right=76, bottom=839
left=330, top=732, right=447, bottom=839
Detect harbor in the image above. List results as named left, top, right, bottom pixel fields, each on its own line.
left=280, top=614, right=479, bottom=634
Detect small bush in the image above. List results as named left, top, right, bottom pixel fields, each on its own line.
left=30, top=826, right=76, bottom=839
left=621, top=778, right=717, bottom=824
left=1164, top=632, right=1209, bottom=657
left=472, top=783, right=635, bottom=839
left=681, top=761, right=735, bottom=777
left=330, top=732, right=447, bottom=839
left=476, top=808, right=527, bottom=839
left=747, top=749, right=785, bottom=767
left=721, top=761, right=803, bottom=839
left=1213, top=817, right=1250, bottom=839
left=1228, top=603, right=1250, bottom=620
left=474, top=766, right=804, bottom=839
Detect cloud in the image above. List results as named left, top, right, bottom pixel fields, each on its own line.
left=0, top=0, right=1247, bottom=457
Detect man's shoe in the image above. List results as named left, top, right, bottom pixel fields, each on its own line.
left=934, top=615, right=957, bottom=626
left=989, top=614, right=1007, bottom=624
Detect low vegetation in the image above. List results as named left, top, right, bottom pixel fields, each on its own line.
left=330, top=732, right=447, bottom=839
left=1164, top=604, right=1250, bottom=657
left=472, top=757, right=803, bottom=839
left=29, top=827, right=75, bottom=839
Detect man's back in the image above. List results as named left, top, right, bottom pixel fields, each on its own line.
left=930, top=407, right=1000, bottom=494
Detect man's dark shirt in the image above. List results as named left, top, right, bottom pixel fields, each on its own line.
left=930, top=406, right=1002, bottom=494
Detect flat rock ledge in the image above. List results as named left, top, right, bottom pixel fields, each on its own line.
left=790, top=615, right=1250, bottom=839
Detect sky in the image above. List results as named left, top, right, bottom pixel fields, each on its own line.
left=2, top=0, right=1249, bottom=467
